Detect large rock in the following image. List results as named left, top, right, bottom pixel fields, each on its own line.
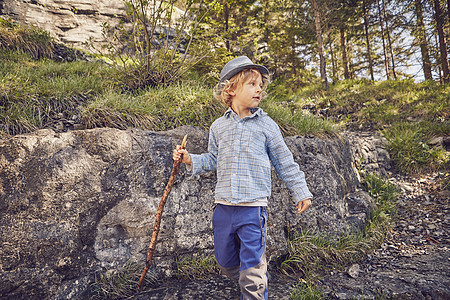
left=0, top=0, right=126, bottom=49
left=0, top=126, right=373, bottom=299
left=0, top=0, right=184, bottom=51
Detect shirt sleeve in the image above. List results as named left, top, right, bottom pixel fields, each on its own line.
left=190, top=127, right=218, bottom=175
left=267, top=123, right=313, bottom=204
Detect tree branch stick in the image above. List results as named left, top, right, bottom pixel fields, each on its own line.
left=138, top=135, right=187, bottom=289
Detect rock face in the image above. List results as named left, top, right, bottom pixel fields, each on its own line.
left=0, top=0, right=184, bottom=52
left=0, top=0, right=125, bottom=48
left=0, top=0, right=127, bottom=49
left=0, top=126, right=373, bottom=299
left=346, top=131, right=392, bottom=177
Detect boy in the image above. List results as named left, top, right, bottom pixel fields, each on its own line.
left=173, top=56, right=312, bottom=299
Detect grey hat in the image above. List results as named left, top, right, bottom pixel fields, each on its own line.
left=219, top=56, right=269, bottom=83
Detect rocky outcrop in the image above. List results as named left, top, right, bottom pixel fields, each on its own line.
left=346, top=131, right=392, bottom=177
left=0, top=0, right=185, bottom=52
left=0, top=0, right=126, bottom=49
left=0, top=126, right=373, bottom=299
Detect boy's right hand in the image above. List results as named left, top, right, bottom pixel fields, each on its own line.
left=173, top=145, right=192, bottom=165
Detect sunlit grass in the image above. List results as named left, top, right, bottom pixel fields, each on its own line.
left=383, top=121, right=449, bottom=174
left=82, top=82, right=225, bottom=131
left=0, top=50, right=116, bottom=135
left=273, top=79, right=450, bottom=174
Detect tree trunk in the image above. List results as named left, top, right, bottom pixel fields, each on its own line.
left=329, top=36, right=337, bottom=82
left=224, top=2, right=230, bottom=51
left=415, top=0, right=433, bottom=80
left=313, top=0, right=328, bottom=89
left=433, top=0, right=450, bottom=83
left=340, top=27, right=350, bottom=79
left=382, top=0, right=396, bottom=79
left=434, top=33, right=443, bottom=83
left=377, top=0, right=390, bottom=79
left=448, top=0, right=450, bottom=46
left=363, top=0, right=374, bottom=81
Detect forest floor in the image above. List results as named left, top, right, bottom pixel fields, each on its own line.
left=130, top=171, right=449, bottom=299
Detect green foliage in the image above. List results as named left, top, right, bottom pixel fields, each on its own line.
left=176, top=253, right=220, bottom=280
left=273, top=79, right=450, bottom=174
left=0, top=17, right=53, bottom=59
left=0, top=49, right=117, bottom=135
left=313, top=79, right=449, bottom=129
left=383, top=121, right=449, bottom=174
left=364, top=174, right=398, bottom=227
left=260, top=99, right=336, bottom=137
left=82, top=82, right=225, bottom=131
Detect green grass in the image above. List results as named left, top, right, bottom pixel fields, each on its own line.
left=261, top=98, right=336, bottom=137
left=268, top=79, right=450, bottom=174
left=0, top=17, right=53, bottom=59
left=290, top=281, right=323, bottom=300
left=383, top=121, right=449, bottom=174
left=0, top=49, right=117, bottom=134
left=269, top=79, right=449, bottom=130
left=90, top=260, right=158, bottom=299
left=82, top=82, right=225, bottom=131
left=176, top=253, right=220, bottom=280
left=1, top=19, right=448, bottom=174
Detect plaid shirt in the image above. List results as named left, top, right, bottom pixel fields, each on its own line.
left=190, top=107, right=313, bottom=205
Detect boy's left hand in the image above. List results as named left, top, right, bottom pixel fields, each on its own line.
left=297, top=199, right=311, bottom=214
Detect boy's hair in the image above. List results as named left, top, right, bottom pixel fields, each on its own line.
left=214, top=68, right=270, bottom=107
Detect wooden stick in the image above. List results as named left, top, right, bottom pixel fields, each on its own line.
left=138, top=135, right=187, bottom=289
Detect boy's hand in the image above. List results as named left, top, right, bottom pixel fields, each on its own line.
left=297, top=199, right=311, bottom=214
left=173, top=145, right=192, bottom=165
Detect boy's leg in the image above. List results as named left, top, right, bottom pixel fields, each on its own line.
left=213, top=204, right=241, bottom=281
left=213, top=205, right=268, bottom=299
left=237, top=206, right=268, bottom=300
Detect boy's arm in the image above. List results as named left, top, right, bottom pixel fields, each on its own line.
left=267, top=124, right=313, bottom=206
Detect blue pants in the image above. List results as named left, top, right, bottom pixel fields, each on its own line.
left=213, top=204, right=268, bottom=300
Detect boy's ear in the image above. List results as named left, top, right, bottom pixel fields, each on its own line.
left=229, top=89, right=236, bottom=96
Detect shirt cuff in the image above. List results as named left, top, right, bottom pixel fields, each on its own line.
left=293, top=191, right=313, bottom=205
left=189, top=154, right=201, bottom=176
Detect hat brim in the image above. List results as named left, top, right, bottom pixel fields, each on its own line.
left=220, top=64, right=269, bottom=83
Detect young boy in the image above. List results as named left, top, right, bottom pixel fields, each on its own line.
left=173, top=56, right=312, bottom=299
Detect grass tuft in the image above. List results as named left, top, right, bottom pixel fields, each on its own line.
left=383, top=121, right=449, bottom=174
left=0, top=50, right=117, bottom=135
left=82, top=83, right=226, bottom=131
left=0, top=17, right=53, bottom=59
left=261, top=99, right=337, bottom=137
left=176, top=253, right=220, bottom=280
left=290, top=280, right=323, bottom=300
left=90, top=260, right=159, bottom=299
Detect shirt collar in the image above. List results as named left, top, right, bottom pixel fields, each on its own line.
left=224, top=107, right=264, bottom=120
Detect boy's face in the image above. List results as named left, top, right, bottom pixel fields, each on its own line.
left=230, top=71, right=263, bottom=115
